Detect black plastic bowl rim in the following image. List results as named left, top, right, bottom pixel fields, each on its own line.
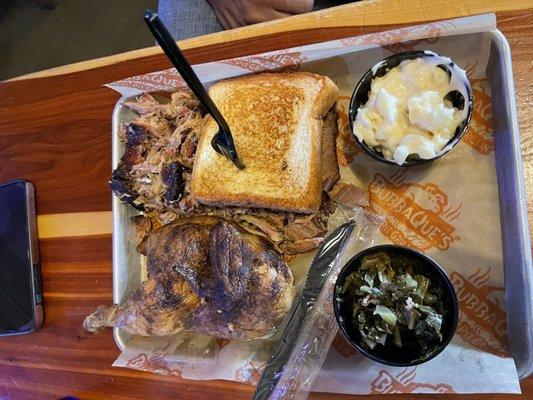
left=348, top=50, right=474, bottom=167
left=332, top=244, right=459, bottom=367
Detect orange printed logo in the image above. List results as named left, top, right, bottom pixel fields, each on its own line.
left=462, top=79, right=494, bottom=155
left=340, top=21, right=454, bottom=48
left=369, top=170, right=462, bottom=251
left=219, top=50, right=305, bottom=73
left=336, top=96, right=361, bottom=167
left=111, top=68, right=186, bottom=92
left=126, top=352, right=182, bottom=377
left=450, top=268, right=508, bottom=356
left=382, top=37, right=438, bottom=54
left=463, top=60, right=479, bottom=78
left=370, top=367, right=455, bottom=394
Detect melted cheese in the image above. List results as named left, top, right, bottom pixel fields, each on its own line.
left=353, top=56, right=470, bottom=165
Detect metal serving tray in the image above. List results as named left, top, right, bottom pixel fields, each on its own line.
left=111, top=30, right=533, bottom=379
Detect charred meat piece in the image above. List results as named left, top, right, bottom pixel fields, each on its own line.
left=83, top=217, right=295, bottom=340
left=321, top=109, right=340, bottom=191
left=259, top=211, right=286, bottom=230
left=161, top=162, right=185, bottom=204
left=179, top=131, right=199, bottom=167
left=110, top=145, right=146, bottom=211
left=236, top=214, right=284, bottom=244
left=277, top=196, right=332, bottom=253
left=110, top=90, right=205, bottom=212
left=126, top=123, right=149, bottom=146
left=280, top=237, right=324, bottom=255
left=177, top=194, right=203, bottom=214
left=283, top=214, right=327, bottom=242
left=329, top=181, right=370, bottom=209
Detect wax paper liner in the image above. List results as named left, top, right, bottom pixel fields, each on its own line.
left=255, top=209, right=384, bottom=400
left=105, top=14, right=496, bottom=96
left=109, top=13, right=522, bottom=394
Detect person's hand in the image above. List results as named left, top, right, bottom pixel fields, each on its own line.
left=207, top=0, right=314, bottom=29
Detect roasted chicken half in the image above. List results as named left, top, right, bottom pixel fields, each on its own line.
left=83, top=217, right=295, bottom=340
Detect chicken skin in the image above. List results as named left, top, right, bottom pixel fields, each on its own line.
left=84, top=217, right=295, bottom=340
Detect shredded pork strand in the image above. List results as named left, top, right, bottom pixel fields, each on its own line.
left=112, top=90, right=368, bottom=255
left=110, top=90, right=206, bottom=212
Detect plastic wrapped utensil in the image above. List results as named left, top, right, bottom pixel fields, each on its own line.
left=254, top=208, right=383, bottom=399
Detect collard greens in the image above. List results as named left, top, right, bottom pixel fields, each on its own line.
left=337, top=252, right=446, bottom=360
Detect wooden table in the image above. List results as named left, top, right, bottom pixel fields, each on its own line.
left=1, top=0, right=532, bottom=398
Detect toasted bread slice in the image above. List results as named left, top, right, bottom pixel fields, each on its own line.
left=190, top=72, right=339, bottom=213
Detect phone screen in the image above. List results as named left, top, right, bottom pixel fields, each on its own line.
left=0, top=180, right=35, bottom=333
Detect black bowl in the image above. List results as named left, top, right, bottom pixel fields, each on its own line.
left=349, top=50, right=473, bottom=167
left=332, top=245, right=458, bottom=366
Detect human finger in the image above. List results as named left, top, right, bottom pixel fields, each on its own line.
left=272, top=0, right=314, bottom=14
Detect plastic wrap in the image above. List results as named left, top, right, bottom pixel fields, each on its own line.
left=254, top=208, right=383, bottom=399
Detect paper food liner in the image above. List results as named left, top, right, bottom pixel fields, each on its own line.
left=106, top=13, right=521, bottom=394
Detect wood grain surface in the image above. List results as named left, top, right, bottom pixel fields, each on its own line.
left=9, top=0, right=533, bottom=81
left=0, top=1, right=532, bottom=399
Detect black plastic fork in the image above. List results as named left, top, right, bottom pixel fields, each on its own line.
left=143, top=10, right=245, bottom=170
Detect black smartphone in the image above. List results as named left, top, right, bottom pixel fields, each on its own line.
left=0, top=179, right=43, bottom=336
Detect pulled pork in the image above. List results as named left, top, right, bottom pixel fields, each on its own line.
left=110, top=91, right=205, bottom=211
left=112, top=91, right=367, bottom=255
left=329, top=181, right=370, bottom=209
